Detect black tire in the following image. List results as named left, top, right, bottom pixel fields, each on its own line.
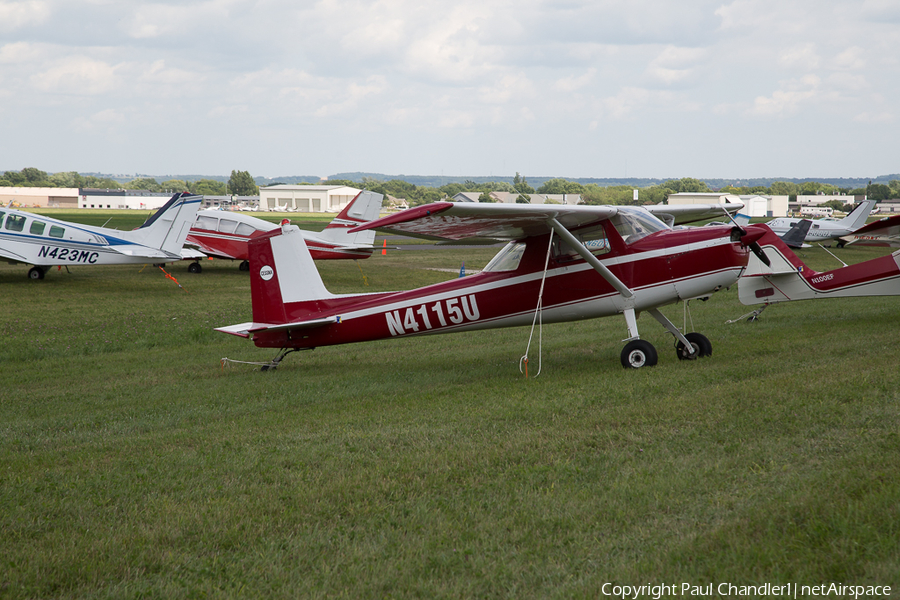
left=188, top=262, right=202, bottom=274
left=621, top=340, right=658, bottom=369
left=239, top=261, right=250, bottom=272
left=675, top=332, right=712, bottom=360
left=28, top=267, right=44, bottom=280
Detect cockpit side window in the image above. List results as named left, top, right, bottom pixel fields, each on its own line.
left=552, top=225, right=610, bottom=262
left=483, top=242, right=526, bottom=272
left=196, top=216, right=218, bottom=231
left=235, top=223, right=256, bottom=236
left=30, top=221, right=46, bottom=235
left=4, top=214, right=26, bottom=232
left=218, top=219, right=238, bottom=234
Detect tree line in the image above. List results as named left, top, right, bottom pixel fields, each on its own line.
left=0, top=168, right=259, bottom=197
left=3, top=167, right=898, bottom=207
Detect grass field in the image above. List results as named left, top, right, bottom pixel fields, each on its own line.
left=1, top=211, right=899, bottom=598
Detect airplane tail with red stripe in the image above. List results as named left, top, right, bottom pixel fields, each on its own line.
left=739, top=227, right=900, bottom=305
left=249, top=224, right=336, bottom=324
left=319, top=191, right=384, bottom=247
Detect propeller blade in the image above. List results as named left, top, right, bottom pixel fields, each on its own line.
left=750, top=241, right=771, bottom=267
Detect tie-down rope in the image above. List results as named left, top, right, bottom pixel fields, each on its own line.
left=519, top=230, right=555, bottom=378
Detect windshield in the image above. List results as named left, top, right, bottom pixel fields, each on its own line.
left=483, top=242, right=526, bottom=272
left=610, top=209, right=667, bottom=244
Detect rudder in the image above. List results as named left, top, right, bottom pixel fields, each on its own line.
left=248, top=224, right=335, bottom=324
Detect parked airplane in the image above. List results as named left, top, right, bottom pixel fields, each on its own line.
left=738, top=228, right=900, bottom=306
left=216, top=201, right=768, bottom=370
left=185, top=190, right=384, bottom=272
left=839, top=214, right=900, bottom=248
left=0, top=192, right=201, bottom=280
left=763, top=199, right=877, bottom=247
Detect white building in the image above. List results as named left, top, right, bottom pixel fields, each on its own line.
left=258, top=185, right=361, bottom=212
left=667, top=192, right=788, bottom=217
left=0, top=187, right=79, bottom=208
left=78, top=190, right=175, bottom=210
left=795, top=194, right=860, bottom=206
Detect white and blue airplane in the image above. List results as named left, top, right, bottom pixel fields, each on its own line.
left=763, top=199, right=877, bottom=247
left=0, top=192, right=202, bottom=280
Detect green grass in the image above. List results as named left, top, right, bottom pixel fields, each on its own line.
left=1, top=243, right=899, bottom=598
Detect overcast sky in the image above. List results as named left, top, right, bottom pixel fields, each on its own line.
left=1, top=0, right=898, bottom=180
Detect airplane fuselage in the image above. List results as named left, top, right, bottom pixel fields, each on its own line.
left=247, top=225, right=751, bottom=350
left=765, top=218, right=852, bottom=241
left=187, top=209, right=375, bottom=262
left=1, top=208, right=175, bottom=267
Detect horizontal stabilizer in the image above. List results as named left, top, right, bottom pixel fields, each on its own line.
left=104, top=245, right=174, bottom=260
left=215, top=316, right=339, bottom=338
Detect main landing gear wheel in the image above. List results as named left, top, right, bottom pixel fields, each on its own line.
left=188, top=262, right=202, bottom=274
left=675, top=332, right=712, bottom=361
left=28, top=267, right=45, bottom=280
left=239, top=260, right=250, bottom=272
left=621, top=340, right=658, bottom=369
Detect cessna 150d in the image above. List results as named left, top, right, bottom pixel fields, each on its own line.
left=185, top=191, right=384, bottom=272
left=0, top=192, right=201, bottom=280
left=739, top=227, right=900, bottom=306
left=217, top=200, right=769, bottom=370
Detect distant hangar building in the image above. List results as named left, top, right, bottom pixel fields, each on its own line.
left=666, top=192, right=789, bottom=217
left=258, top=185, right=361, bottom=212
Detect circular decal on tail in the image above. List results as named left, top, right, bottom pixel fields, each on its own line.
left=259, top=265, right=275, bottom=281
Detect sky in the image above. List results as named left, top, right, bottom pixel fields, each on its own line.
left=1, top=0, right=898, bottom=181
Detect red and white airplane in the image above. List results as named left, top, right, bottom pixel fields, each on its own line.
left=839, top=214, right=900, bottom=248
left=185, top=190, right=384, bottom=272
left=216, top=200, right=768, bottom=370
left=739, top=228, right=900, bottom=306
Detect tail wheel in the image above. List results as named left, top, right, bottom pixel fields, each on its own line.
left=621, top=340, right=658, bottom=369
left=675, top=332, right=712, bottom=361
left=239, top=261, right=250, bottom=271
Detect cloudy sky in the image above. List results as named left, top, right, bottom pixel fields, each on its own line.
left=1, top=0, right=898, bottom=180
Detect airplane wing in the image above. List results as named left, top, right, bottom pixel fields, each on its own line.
left=644, top=202, right=745, bottom=227
left=349, top=202, right=618, bottom=241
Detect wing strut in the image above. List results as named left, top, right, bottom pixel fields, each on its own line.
left=547, top=218, right=634, bottom=298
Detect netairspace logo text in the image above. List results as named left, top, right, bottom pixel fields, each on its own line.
left=600, top=582, right=892, bottom=599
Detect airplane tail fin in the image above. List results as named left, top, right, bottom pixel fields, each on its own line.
left=780, top=219, right=812, bottom=248
left=318, top=191, right=384, bottom=247
left=248, top=223, right=336, bottom=325
left=127, top=193, right=202, bottom=257
left=836, top=199, right=876, bottom=231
